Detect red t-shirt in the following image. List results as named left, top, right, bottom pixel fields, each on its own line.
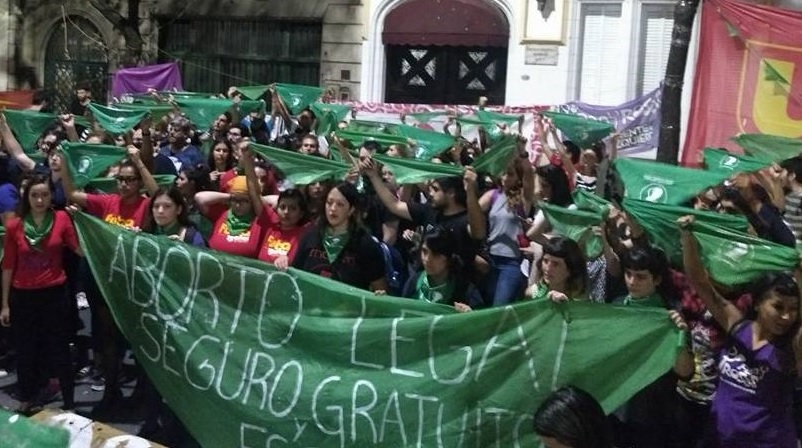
left=206, top=204, right=271, bottom=259
left=2, top=211, right=80, bottom=289
left=257, top=207, right=309, bottom=264
left=86, top=194, right=149, bottom=230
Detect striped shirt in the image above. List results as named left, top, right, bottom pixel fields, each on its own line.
left=783, top=191, right=802, bottom=246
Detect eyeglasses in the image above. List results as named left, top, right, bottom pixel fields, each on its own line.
left=117, top=176, right=140, bottom=184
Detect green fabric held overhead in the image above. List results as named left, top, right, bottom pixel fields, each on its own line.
left=72, top=211, right=682, bottom=448
left=615, top=157, right=730, bottom=206
left=394, top=124, right=456, bottom=161
left=542, top=111, right=614, bottom=148
left=540, top=202, right=604, bottom=260
left=622, top=198, right=750, bottom=267
left=764, top=61, right=790, bottom=86
left=310, top=102, right=352, bottom=136
left=88, top=103, right=147, bottom=135
left=732, top=133, right=802, bottom=164
left=0, top=408, right=69, bottom=448
left=3, top=109, right=57, bottom=154
left=472, top=135, right=519, bottom=176
left=176, top=97, right=233, bottom=128
left=236, top=85, right=271, bottom=101
left=114, top=102, right=175, bottom=122
left=334, top=129, right=410, bottom=150
left=345, top=120, right=401, bottom=134
left=59, top=142, right=128, bottom=188
left=87, top=174, right=176, bottom=194
left=374, top=154, right=463, bottom=184
left=406, top=110, right=448, bottom=124
left=273, top=83, right=324, bottom=115
left=476, top=109, right=521, bottom=126
left=703, top=148, right=771, bottom=174
left=573, top=189, right=612, bottom=215
left=690, top=220, right=800, bottom=286
left=454, top=116, right=504, bottom=141
left=250, top=142, right=351, bottom=184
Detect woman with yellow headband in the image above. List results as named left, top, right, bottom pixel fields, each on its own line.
left=195, top=141, right=270, bottom=258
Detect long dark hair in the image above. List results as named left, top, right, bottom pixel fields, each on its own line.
left=18, top=174, right=52, bottom=218
left=146, top=185, right=193, bottom=231
left=317, top=182, right=363, bottom=234
left=537, top=236, right=588, bottom=297
left=536, top=164, right=573, bottom=207
left=207, top=139, right=236, bottom=172
left=420, top=226, right=464, bottom=274
left=533, top=386, right=613, bottom=448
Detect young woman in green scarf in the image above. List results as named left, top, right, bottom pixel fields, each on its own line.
left=292, top=182, right=388, bottom=292
left=195, top=141, right=270, bottom=258
left=146, top=185, right=207, bottom=247
left=0, top=174, right=82, bottom=414
left=526, top=236, right=590, bottom=303
left=402, top=226, right=480, bottom=312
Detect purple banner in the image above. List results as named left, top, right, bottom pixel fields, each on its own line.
left=556, top=86, right=662, bottom=159
left=111, top=62, right=183, bottom=99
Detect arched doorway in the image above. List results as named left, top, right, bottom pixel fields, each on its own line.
left=383, top=0, right=509, bottom=105
left=44, top=16, right=109, bottom=112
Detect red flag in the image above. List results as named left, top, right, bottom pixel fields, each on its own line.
left=683, top=0, right=802, bottom=166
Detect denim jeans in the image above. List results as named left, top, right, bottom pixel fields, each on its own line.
left=488, top=255, right=526, bottom=306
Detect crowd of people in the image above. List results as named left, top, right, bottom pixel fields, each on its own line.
left=0, top=83, right=799, bottom=448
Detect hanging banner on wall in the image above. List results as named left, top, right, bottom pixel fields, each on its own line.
left=73, top=212, right=680, bottom=448
left=111, top=62, right=184, bottom=100
left=683, top=0, right=802, bottom=166
left=554, top=85, right=662, bottom=159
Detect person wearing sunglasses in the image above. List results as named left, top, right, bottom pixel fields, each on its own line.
left=194, top=141, right=271, bottom=259
left=60, top=144, right=159, bottom=418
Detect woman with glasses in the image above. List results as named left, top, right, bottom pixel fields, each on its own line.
left=194, top=141, right=271, bottom=259
left=61, top=144, right=159, bottom=418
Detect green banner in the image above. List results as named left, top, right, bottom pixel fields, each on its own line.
left=542, top=111, right=614, bottom=148
left=237, top=85, right=271, bottom=101
left=572, top=190, right=611, bottom=215
left=454, top=116, right=504, bottom=142
left=73, top=212, right=680, bottom=447
left=335, top=129, right=410, bottom=149
left=176, top=98, right=233, bottom=128
left=622, top=198, right=749, bottom=267
left=703, top=148, right=771, bottom=174
left=114, top=102, right=175, bottom=123
left=394, top=124, right=455, bottom=161
left=476, top=110, right=521, bottom=126
left=615, top=157, right=730, bottom=205
left=88, top=103, right=147, bottom=135
left=732, top=133, right=802, bottom=163
left=59, top=142, right=128, bottom=188
left=3, top=109, right=57, bottom=155
left=250, top=143, right=351, bottom=184
left=274, top=83, right=324, bottom=115
left=406, top=111, right=447, bottom=124
left=373, top=154, right=463, bottom=184
left=690, top=220, right=800, bottom=285
left=540, top=202, right=604, bottom=260
left=472, top=135, right=519, bottom=176
left=346, top=120, right=401, bottom=134
left=0, top=409, right=69, bottom=448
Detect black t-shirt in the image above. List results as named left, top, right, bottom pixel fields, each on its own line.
left=292, top=225, right=386, bottom=290
left=406, top=202, right=478, bottom=269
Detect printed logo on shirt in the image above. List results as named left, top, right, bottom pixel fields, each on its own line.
left=264, top=235, right=291, bottom=257
left=718, top=345, right=769, bottom=394
left=219, top=222, right=251, bottom=243
left=104, top=214, right=136, bottom=230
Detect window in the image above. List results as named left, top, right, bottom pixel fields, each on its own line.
left=637, top=4, right=674, bottom=96
left=159, top=18, right=322, bottom=94
left=576, top=3, right=625, bottom=105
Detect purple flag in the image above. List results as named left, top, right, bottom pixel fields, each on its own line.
left=556, top=86, right=662, bottom=159
left=111, top=62, right=183, bottom=99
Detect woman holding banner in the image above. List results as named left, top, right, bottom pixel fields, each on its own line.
left=525, top=236, right=588, bottom=302
left=61, top=145, right=159, bottom=417
left=0, top=174, right=82, bottom=414
left=194, top=141, right=271, bottom=259
left=679, top=215, right=800, bottom=448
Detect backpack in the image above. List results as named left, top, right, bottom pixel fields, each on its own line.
left=372, top=236, right=407, bottom=296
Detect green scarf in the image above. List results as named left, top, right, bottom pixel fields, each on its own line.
left=24, top=211, right=54, bottom=249
left=156, top=222, right=182, bottom=237
left=322, top=230, right=350, bottom=263
left=224, top=210, right=254, bottom=237
left=622, top=293, right=664, bottom=308
left=415, top=274, right=456, bottom=304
